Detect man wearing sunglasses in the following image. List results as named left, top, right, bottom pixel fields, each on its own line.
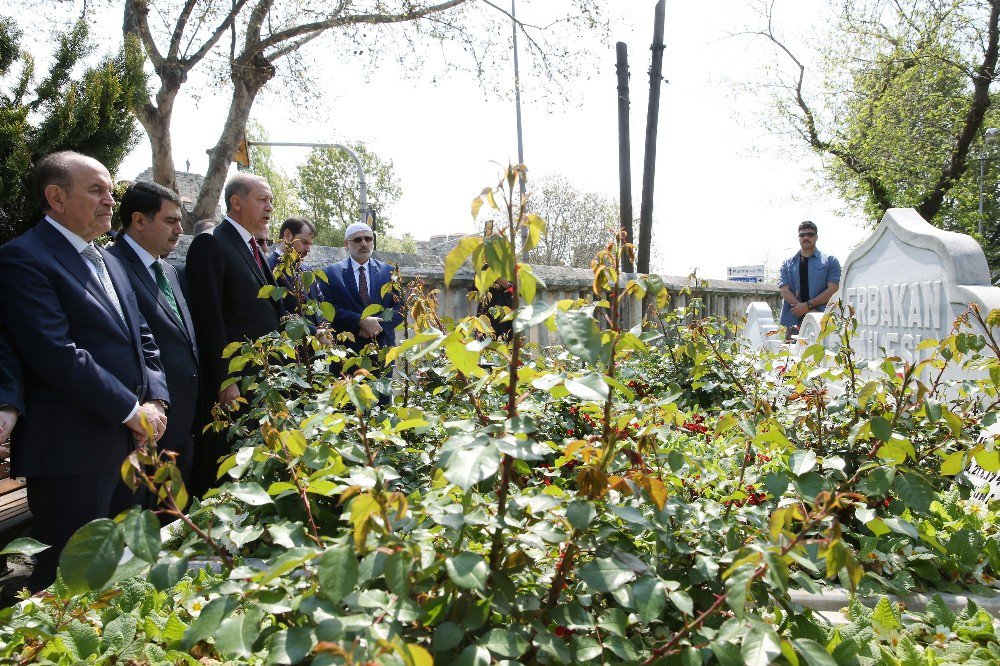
left=778, top=221, right=841, bottom=338
left=320, top=222, right=402, bottom=355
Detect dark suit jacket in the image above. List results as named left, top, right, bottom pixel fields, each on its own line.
left=318, top=257, right=402, bottom=351
left=266, top=249, right=323, bottom=321
left=0, top=322, right=24, bottom=415
left=185, top=220, right=282, bottom=397
left=0, top=220, right=169, bottom=477
left=108, top=237, right=199, bottom=460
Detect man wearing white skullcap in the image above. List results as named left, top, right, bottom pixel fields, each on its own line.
left=319, top=222, right=402, bottom=357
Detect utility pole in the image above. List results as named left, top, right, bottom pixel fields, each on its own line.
left=512, top=0, right=528, bottom=260
left=616, top=42, right=635, bottom=273
left=637, top=0, right=665, bottom=274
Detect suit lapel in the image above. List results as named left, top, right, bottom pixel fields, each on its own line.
left=100, top=247, right=137, bottom=339
left=221, top=221, right=268, bottom=287
left=38, top=223, right=130, bottom=337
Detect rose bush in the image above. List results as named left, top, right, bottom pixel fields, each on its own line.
left=3, top=166, right=1000, bottom=664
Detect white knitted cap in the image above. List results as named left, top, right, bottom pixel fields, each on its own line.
left=345, top=222, right=374, bottom=240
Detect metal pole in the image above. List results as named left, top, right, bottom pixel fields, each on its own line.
left=248, top=140, right=368, bottom=226
left=616, top=42, right=635, bottom=274
left=637, top=0, right=666, bottom=274
left=512, top=0, right=528, bottom=260
left=980, top=155, right=986, bottom=237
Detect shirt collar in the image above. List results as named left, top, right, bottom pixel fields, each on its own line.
left=349, top=257, right=370, bottom=272
left=225, top=217, right=254, bottom=244
left=46, top=215, right=91, bottom=253
left=122, top=233, right=159, bottom=271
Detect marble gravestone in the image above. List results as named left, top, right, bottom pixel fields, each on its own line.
left=744, top=208, right=1000, bottom=358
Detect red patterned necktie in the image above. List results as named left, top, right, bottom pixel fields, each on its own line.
left=249, top=237, right=263, bottom=268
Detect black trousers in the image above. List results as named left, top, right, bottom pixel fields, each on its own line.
left=26, top=471, right=138, bottom=592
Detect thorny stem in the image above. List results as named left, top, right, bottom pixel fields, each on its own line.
left=490, top=171, right=523, bottom=574
left=276, top=430, right=323, bottom=546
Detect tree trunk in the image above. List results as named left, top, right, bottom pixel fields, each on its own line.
left=192, top=55, right=275, bottom=221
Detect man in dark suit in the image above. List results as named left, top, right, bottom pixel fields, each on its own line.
left=185, top=172, right=282, bottom=496
left=319, top=223, right=402, bottom=405
left=109, top=182, right=199, bottom=486
left=266, top=216, right=318, bottom=317
left=0, top=151, right=169, bottom=591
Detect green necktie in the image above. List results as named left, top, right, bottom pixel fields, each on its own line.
left=152, top=260, right=181, bottom=320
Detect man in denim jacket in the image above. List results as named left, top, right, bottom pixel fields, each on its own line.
left=778, top=221, right=841, bottom=337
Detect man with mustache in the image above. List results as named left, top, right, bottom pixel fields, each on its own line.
left=0, top=151, right=169, bottom=590
left=109, top=181, right=200, bottom=488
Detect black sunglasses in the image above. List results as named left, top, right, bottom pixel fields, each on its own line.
left=798, top=232, right=816, bottom=238
left=349, top=236, right=375, bottom=243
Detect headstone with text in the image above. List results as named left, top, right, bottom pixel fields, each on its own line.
left=833, top=208, right=1000, bottom=362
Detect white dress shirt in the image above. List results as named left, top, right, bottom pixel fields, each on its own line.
left=349, top=257, right=372, bottom=301
left=122, top=234, right=160, bottom=280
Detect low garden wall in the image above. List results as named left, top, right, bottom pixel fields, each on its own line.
left=169, top=235, right=780, bottom=345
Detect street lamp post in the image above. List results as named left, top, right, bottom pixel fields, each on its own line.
left=248, top=141, right=369, bottom=227
left=978, top=127, right=999, bottom=236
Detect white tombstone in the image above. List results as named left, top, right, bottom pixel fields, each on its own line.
left=833, top=208, right=1000, bottom=363
left=742, top=302, right=783, bottom=352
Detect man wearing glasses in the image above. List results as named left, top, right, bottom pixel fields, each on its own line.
left=320, top=222, right=402, bottom=354
left=778, top=221, right=841, bottom=338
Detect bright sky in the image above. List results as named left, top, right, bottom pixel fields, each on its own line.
left=112, top=0, right=871, bottom=280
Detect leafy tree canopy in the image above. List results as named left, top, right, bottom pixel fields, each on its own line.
left=297, top=142, right=402, bottom=247
left=526, top=173, right=618, bottom=269
left=0, top=19, right=145, bottom=242
left=752, top=0, right=1000, bottom=263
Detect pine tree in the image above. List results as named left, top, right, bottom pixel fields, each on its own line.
left=0, top=18, right=145, bottom=242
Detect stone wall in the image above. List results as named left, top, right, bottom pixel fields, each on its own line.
left=168, top=235, right=782, bottom=344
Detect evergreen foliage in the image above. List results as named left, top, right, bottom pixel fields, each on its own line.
left=0, top=19, right=145, bottom=243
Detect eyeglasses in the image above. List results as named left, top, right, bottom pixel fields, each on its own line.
left=349, top=236, right=374, bottom=243
left=798, top=232, right=816, bottom=238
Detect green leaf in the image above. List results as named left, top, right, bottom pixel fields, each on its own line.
left=742, top=623, right=781, bottom=666
left=59, top=518, right=124, bottom=594
left=214, top=605, right=265, bottom=658
left=432, top=622, right=464, bottom=652
left=566, top=501, right=596, bottom=529
left=442, top=443, right=501, bottom=491
left=384, top=550, right=411, bottom=597
left=789, top=450, right=817, bottom=476
left=871, top=597, right=902, bottom=632
left=556, top=309, right=602, bottom=366
left=446, top=552, right=488, bottom=590
left=632, top=576, right=667, bottom=622
left=724, top=563, right=755, bottom=619
left=182, top=596, right=238, bottom=649
left=940, top=450, right=965, bottom=476
left=924, top=594, right=956, bottom=629
left=445, top=337, right=483, bottom=377
left=453, top=644, right=491, bottom=666
left=226, top=482, right=273, bottom=506
left=318, top=545, right=359, bottom=603
left=444, top=235, right=482, bottom=287
left=565, top=373, right=609, bottom=402
left=122, top=509, right=161, bottom=563
left=669, top=589, right=694, bottom=615
left=0, top=537, right=47, bottom=557
left=870, top=416, right=892, bottom=442
left=482, top=628, right=529, bottom=658
left=793, top=638, right=838, bottom=666
left=577, top=557, right=635, bottom=592
left=266, top=628, right=316, bottom=665
left=150, top=555, right=188, bottom=591
left=66, top=620, right=100, bottom=659
left=893, top=473, right=935, bottom=515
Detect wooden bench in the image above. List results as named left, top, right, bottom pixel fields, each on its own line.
left=0, top=459, right=31, bottom=574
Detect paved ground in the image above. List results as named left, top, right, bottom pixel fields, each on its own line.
left=0, top=555, right=31, bottom=608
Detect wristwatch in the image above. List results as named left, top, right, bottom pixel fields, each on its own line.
left=806, top=301, right=814, bottom=310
